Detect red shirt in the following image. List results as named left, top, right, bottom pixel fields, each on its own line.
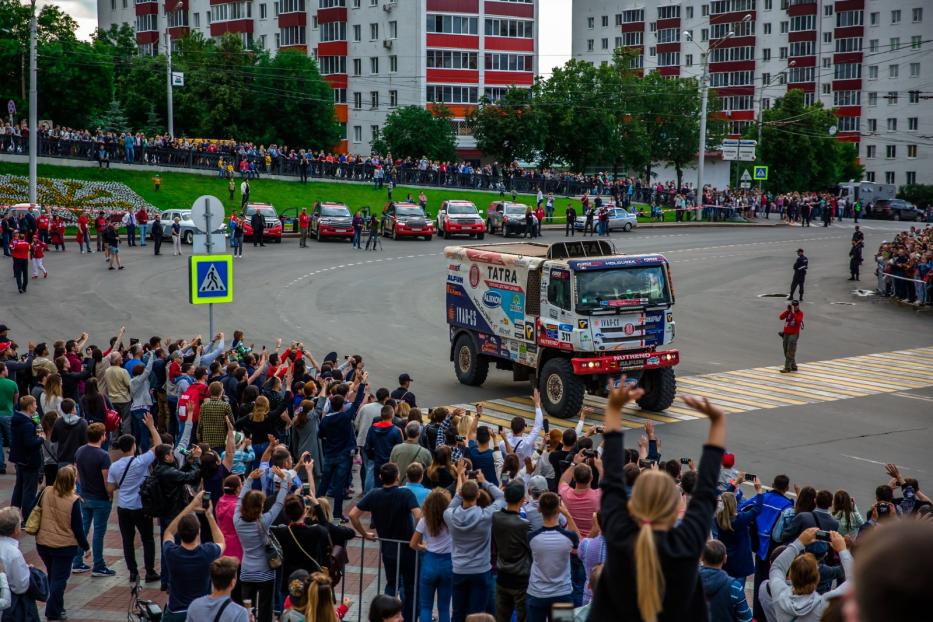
left=780, top=309, right=804, bottom=335
left=37, top=215, right=49, bottom=230
left=78, top=214, right=89, bottom=230
left=136, top=209, right=149, bottom=224
left=10, top=239, right=30, bottom=260
left=299, top=213, right=310, bottom=229
left=94, top=216, right=107, bottom=231
left=30, top=240, right=47, bottom=259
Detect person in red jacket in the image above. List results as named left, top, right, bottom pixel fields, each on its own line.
left=299, top=208, right=311, bottom=248
left=77, top=212, right=92, bottom=253
left=94, top=211, right=107, bottom=253
left=50, top=215, right=66, bottom=251
left=30, top=237, right=48, bottom=279
left=136, top=208, right=149, bottom=247
left=10, top=232, right=30, bottom=293
left=779, top=300, right=804, bottom=373
left=36, top=210, right=50, bottom=244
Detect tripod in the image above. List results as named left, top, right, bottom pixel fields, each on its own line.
left=365, top=231, right=383, bottom=251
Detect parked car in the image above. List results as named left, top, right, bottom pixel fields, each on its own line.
left=869, top=199, right=924, bottom=221
left=241, top=203, right=283, bottom=243
left=437, top=200, right=486, bottom=239
left=381, top=202, right=434, bottom=240
left=311, top=202, right=354, bottom=241
left=156, top=208, right=228, bottom=244
left=487, top=201, right=533, bottom=236
left=574, top=205, right=637, bottom=232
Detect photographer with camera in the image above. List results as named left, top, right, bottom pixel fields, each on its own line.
left=778, top=300, right=804, bottom=373
left=161, top=490, right=225, bottom=622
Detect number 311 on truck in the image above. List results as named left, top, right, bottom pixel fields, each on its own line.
left=445, top=240, right=679, bottom=419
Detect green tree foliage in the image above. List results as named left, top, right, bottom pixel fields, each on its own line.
left=897, top=184, right=933, bottom=208
left=90, top=99, right=130, bottom=133
left=757, top=89, right=860, bottom=191
left=372, top=105, right=456, bottom=162
left=467, top=87, right=539, bottom=164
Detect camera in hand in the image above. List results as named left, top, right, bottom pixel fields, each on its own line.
left=202, top=492, right=211, bottom=510
left=680, top=457, right=690, bottom=465
left=582, top=449, right=597, bottom=458
left=876, top=503, right=891, bottom=515
left=550, top=603, right=574, bottom=622
left=467, top=470, right=478, bottom=480
left=302, top=483, right=311, bottom=495
left=638, top=459, right=656, bottom=468
left=744, top=473, right=757, bottom=482
left=455, top=435, right=466, bottom=443
left=815, top=530, right=831, bottom=542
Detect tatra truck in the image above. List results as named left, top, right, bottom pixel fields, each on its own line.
left=445, top=240, right=679, bottom=419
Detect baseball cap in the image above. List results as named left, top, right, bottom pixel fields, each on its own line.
left=527, top=475, right=548, bottom=496
left=0, top=324, right=8, bottom=332
left=504, top=481, right=526, bottom=504
left=323, top=351, right=338, bottom=364
left=722, top=453, right=735, bottom=469
left=0, top=342, right=9, bottom=354
left=399, top=373, right=413, bottom=384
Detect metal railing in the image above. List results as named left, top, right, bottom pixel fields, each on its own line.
left=875, top=259, right=931, bottom=305
left=333, top=536, right=422, bottom=622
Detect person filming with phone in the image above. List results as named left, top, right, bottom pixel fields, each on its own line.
left=779, top=301, right=804, bottom=373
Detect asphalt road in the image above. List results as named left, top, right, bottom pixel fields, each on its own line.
left=4, top=219, right=931, bottom=503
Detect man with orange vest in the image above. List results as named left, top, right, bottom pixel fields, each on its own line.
left=10, top=233, right=30, bottom=293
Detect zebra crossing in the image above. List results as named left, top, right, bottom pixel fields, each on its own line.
left=443, top=346, right=933, bottom=431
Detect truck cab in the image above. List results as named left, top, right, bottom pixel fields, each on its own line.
left=445, top=240, right=679, bottom=418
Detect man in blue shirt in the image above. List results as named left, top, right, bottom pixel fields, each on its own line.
left=318, top=373, right=367, bottom=521
left=402, top=463, right=430, bottom=506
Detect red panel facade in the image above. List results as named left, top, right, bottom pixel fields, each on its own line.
left=316, top=7, right=346, bottom=23
left=658, top=66, right=681, bottom=77
left=835, top=0, right=865, bottom=12
left=788, top=31, right=817, bottom=42
left=656, top=43, right=681, bottom=54
left=136, top=31, right=159, bottom=44
left=713, top=86, right=755, bottom=96
left=656, top=18, right=680, bottom=30
left=426, top=34, right=479, bottom=49
left=833, top=26, right=864, bottom=39
left=484, top=36, right=534, bottom=52
left=788, top=4, right=818, bottom=17
left=787, top=83, right=816, bottom=92
left=709, top=60, right=755, bottom=72
left=484, top=1, right=533, bottom=18
left=167, top=26, right=189, bottom=39
left=789, top=55, right=817, bottom=67
left=710, top=11, right=756, bottom=25
left=484, top=71, right=534, bottom=86
left=833, top=52, right=863, bottom=64
left=317, top=41, right=348, bottom=56
left=135, top=2, right=158, bottom=15
left=278, top=12, right=307, bottom=28
left=426, top=69, right=480, bottom=83
left=324, top=74, right=347, bottom=89
left=210, top=19, right=253, bottom=36
left=832, top=79, right=862, bottom=91
left=834, top=106, right=862, bottom=117
left=621, top=23, right=644, bottom=33
left=426, top=0, right=479, bottom=12
left=726, top=110, right=755, bottom=121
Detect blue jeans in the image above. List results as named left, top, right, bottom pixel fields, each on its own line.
left=74, top=498, right=112, bottom=570
left=12, top=465, right=40, bottom=518
left=452, top=571, right=490, bottom=622
left=570, top=554, right=586, bottom=606
left=419, top=552, right=452, bottom=622
left=525, top=593, right=573, bottom=622
left=139, top=223, right=147, bottom=245
left=364, top=461, right=377, bottom=494
left=352, top=228, right=362, bottom=248
left=1, top=231, right=10, bottom=256
left=37, top=544, right=78, bottom=620
left=319, top=452, right=352, bottom=518
left=0, top=416, right=11, bottom=469
left=131, top=407, right=152, bottom=453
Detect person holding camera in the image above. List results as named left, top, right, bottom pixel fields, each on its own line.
left=779, top=301, right=804, bottom=373
left=766, top=527, right=851, bottom=622
left=161, top=490, right=226, bottom=622
left=558, top=454, right=602, bottom=606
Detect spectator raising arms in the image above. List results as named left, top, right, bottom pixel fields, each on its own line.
left=589, top=384, right=726, bottom=622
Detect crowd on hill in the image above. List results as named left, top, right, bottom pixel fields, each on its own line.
left=0, top=322, right=931, bottom=622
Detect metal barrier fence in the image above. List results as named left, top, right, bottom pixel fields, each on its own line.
left=875, top=259, right=931, bottom=305
left=333, top=536, right=422, bottom=622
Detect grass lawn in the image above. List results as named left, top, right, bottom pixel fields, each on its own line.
left=0, top=160, right=670, bottom=222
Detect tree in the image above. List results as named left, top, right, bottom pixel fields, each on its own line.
left=90, top=99, right=130, bottom=133
left=372, top=105, right=456, bottom=161
left=757, top=89, right=860, bottom=191
left=467, top=87, right=539, bottom=164
left=141, top=105, right=163, bottom=136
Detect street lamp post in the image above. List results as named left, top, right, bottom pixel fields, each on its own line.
left=166, top=32, right=174, bottom=138
left=28, top=0, right=37, bottom=205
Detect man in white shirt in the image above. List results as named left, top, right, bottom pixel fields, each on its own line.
left=0, top=506, right=32, bottom=615
left=499, top=389, right=545, bottom=464
left=106, top=412, right=162, bottom=584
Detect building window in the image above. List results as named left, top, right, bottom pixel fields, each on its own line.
left=193, top=12, right=200, bottom=26
left=587, top=39, right=594, bottom=51
left=789, top=41, right=814, bottom=57
left=280, top=0, right=303, bottom=13
left=789, top=15, right=815, bottom=32
left=835, top=38, right=862, bottom=53
left=389, top=90, right=397, bottom=107
left=426, top=14, right=478, bottom=35
left=908, top=117, right=918, bottom=130
left=821, top=82, right=831, bottom=94
left=866, top=172, right=875, bottom=182
left=370, top=57, right=379, bottom=74
left=764, top=0, right=772, bottom=9
left=388, top=20, right=397, bottom=38
left=702, top=4, right=709, bottom=17
left=887, top=91, right=898, bottom=104
left=685, top=54, right=693, bottom=66
left=353, top=92, right=362, bottom=109
left=761, top=97, right=770, bottom=110
left=889, top=64, right=898, bottom=79
left=824, top=4, right=832, bottom=16
left=913, top=7, right=923, bottom=22
left=823, top=32, right=831, bottom=44
left=353, top=126, right=362, bottom=143
left=907, top=145, right=917, bottom=158
left=649, top=46, right=656, bottom=57
left=912, top=36, right=923, bottom=49
left=890, top=37, right=900, bottom=50
left=868, top=65, right=878, bottom=80
left=887, top=118, right=897, bottom=131
left=587, top=16, right=594, bottom=29
left=657, top=28, right=680, bottom=43
left=333, top=88, right=346, bottom=104
left=909, top=91, right=919, bottom=104
left=427, top=50, right=478, bottom=69
left=835, top=10, right=862, bottom=27
left=425, top=85, right=479, bottom=104
left=601, top=15, right=608, bottom=27
left=906, top=171, right=916, bottom=185
left=687, top=6, right=694, bottom=18
left=762, top=72, right=771, bottom=85
left=279, top=26, right=306, bottom=46
left=867, top=118, right=877, bottom=132
left=485, top=53, right=534, bottom=71
left=779, top=21, right=788, bottom=34
left=657, top=52, right=680, bottom=67
left=701, top=28, right=709, bottom=41
left=891, top=10, right=901, bottom=24
left=834, top=90, right=861, bottom=106
left=837, top=116, right=859, bottom=131
left=885, top=172, right=895, bottom=184
left=389, top=55, right=397, bottom=72
left=369, top=23, right=378, bottom=40
left=867, top=92, right=877, bottom=106
left=260, top=3, right=266, bottom=18
left=910, top=63, right=920, bottom=78
left=623, top=8, right=644, bottom=22
left=320, top=21, right=346, bottom=41
left=866, top=145, right=876, bottom=158
left=370, top=91, right=379, bottom=109
left=779, top=46, right=788, bottom=59
left=353, top=58, right=362, bottom=75
left=869, top=39, right=878, bottom=52
left=763, top=22, right=771, bottom=34
left=657, top=5, right=681, bottom=19
left=485, top=18, right=534, bottom=38
left=822, top=57, right=831, bottom=68
left=869, top=12, right=879, bottom=26
left=602, top=38, right=609, bottom=49
left=353, top=24, right=361, bottom=41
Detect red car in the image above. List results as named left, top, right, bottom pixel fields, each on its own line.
left=437, top=200, right=486, bottom=239
left=242, top=204, right=283, bottom=243
left=311, top=202, right=354, bottom=241
left=381, top=202, right=434, bottom=240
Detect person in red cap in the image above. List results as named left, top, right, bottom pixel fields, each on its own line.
left=718, top=452, right=738, bottom=494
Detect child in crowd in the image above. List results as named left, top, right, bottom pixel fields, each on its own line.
left=222, top=432, right=255, bottom=477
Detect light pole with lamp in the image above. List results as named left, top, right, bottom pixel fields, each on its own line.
left=164, top=2, right=184, bottom=137
left=684, top=13, right=751, bottom=217
left=27, top=0, right=37, bottom=205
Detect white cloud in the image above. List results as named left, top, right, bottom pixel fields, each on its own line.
left=48, top=0, right=97, bottom=40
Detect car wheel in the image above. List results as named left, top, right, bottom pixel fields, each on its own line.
left=893, top=212, right=901, bottom=221
left=623, top=222, right=633, bottom=232
left=183, top=230, right=193, bottom=245
left=274, top=237, right=281, bottom=244
left=425, top=234, right=433, bottom=241
left=477, top=232, right=485, bottom=240
left=316, top=227, right=323, bottom=242
left=444, top=229, right=451, bottom=240
left=391, top=225, right=397, bottom=240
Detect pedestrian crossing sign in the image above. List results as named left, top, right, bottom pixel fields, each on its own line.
left=753, top=166, right=769, bottom=181
left=189, top=255, right=233, bottom=305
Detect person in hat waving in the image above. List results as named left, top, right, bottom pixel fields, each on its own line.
left=391, top=374, right=416, bottom=408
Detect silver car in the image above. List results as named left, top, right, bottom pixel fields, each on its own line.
left=575, top=206, right=637, bottom=232
left=155, top=209, right=226, bottom=244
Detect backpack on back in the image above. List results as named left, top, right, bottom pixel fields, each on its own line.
left=771, top=506, right=796, bottom=543
left=140, top=472, right=166, bottom=518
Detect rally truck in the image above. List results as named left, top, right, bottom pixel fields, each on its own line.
left=445, top=240, right=679, bottom=419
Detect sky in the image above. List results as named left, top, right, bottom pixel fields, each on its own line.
left=63, top=0, right=573, bottom=73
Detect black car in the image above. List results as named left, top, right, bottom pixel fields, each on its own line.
left=870, top=199, right=923, bottom=221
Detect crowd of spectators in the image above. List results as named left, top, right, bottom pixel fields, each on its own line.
left=874, top=224, right=933, bottom=305
left=1, top=321, right=931, bottom=622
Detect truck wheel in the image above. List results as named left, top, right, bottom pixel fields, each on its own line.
left=453, top=334, right=488, bottom=386
left=636, top=367, right=676, bottom=412
left=539, top=358, right=585, bottom=419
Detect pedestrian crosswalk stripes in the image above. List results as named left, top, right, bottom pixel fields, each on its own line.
left=440, top=346, right=933, bottom=431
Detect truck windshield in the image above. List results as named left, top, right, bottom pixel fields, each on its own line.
left=575, top=266, right=671, bottom=310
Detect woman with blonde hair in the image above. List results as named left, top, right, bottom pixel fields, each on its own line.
left=39, top=373, right=64, bottom=416
left=589, top=385, right=727, bottom=622
left=712, top=484, right=762, bottom=582
left=303, top=571, right=350, bottom=622
left=35, top=465, right=90, bottom=621
left=410, top=488, right=453, bottom=622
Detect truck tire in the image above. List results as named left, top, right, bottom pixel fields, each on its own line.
left=636, top=367, right=676, bottom=412
left=539, top=358, right=585, bottom=419
left=453, top=334, right=488, bottom=386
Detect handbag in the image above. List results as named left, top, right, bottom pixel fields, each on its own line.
left=286, top=526, right=323, bottom=572
left=329, top=544, right=349, bottom=587
left=24, top=489, right=47, bottom=536
left=259, top=521, right=283, bottom=570
left=26, top=566, right=49, bottom=602
left=104, top=408, right=121, bottom=432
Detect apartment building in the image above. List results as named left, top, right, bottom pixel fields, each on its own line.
left=570, top=0, right=930, bottom=185
left=97, top=0, right=539, bottom=156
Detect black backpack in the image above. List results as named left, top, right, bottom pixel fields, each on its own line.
left=140, top=471, right=167, bottom=518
